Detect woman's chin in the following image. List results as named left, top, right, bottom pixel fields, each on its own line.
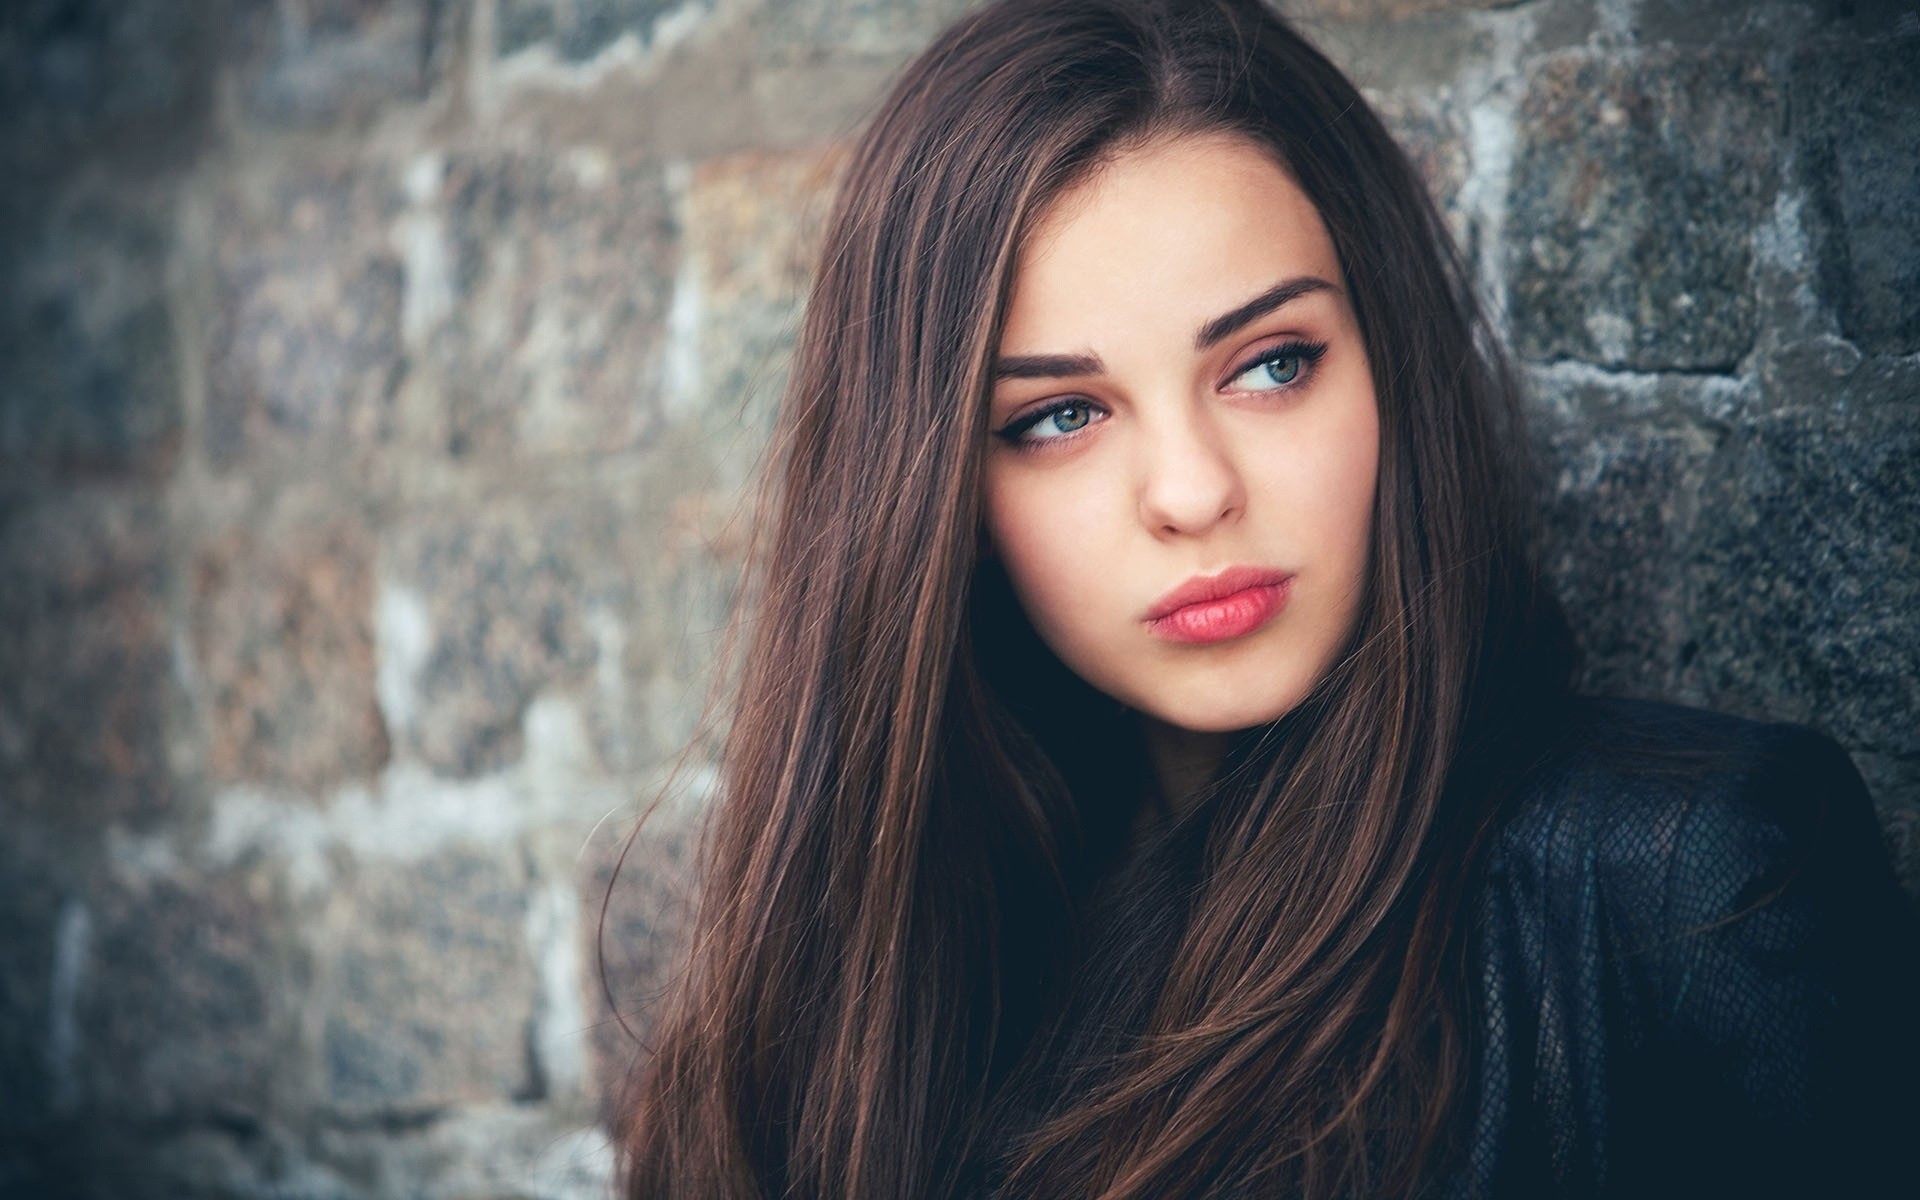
left=1129, top=687, right=1307, bottom=737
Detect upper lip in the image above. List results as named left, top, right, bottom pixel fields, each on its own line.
left=1144, top=566, right=1293, bottom=621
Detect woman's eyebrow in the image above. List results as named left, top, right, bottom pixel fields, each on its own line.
left=992, top=352, right=1104, bottom=380
left=1195, top=276, right=1339, bottom=350
left=991, top=277, right=1338, bottom=381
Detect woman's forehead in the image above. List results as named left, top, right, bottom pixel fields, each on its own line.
left=1003, top=132, right=1344, bottom=348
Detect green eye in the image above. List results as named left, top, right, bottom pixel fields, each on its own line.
left=1225, top=341, right=1327, bottom=393
left=996, top=398, right=1105, bottom=447
left=1263, top=355, right=1300, bottom=385
left=1048, top=403, right=1092, bottom=434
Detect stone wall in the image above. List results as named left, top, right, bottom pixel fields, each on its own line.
left=2, top=0, right=1915, bottom=1196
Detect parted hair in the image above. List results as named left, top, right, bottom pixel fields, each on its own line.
left=618, top=1, right=1572, bottom=1196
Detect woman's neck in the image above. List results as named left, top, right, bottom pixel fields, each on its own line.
left=1139, top=716, right=1234, bottom=816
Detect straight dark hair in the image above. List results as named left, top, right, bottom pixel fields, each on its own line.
left=619, top=1, right=1573, bottom=1196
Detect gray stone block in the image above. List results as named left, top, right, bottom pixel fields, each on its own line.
left=1858, top=753, right=1920, bottom=833
left=233, top=0, right=461, bottom=127
left=317, top=848, right=538, bottom=1111
left=1676, top=405, right=1919, bottom=759
left=190, top=518, right=390, bottom=791
left=1639, top=0, right=1920, bottom=44
left=676, top=146, right=847, bottom=446
left=114, top=1124, right=359, bottom=1200
left=378, top=468, right=744, bottom=781
left=1306, top=6, right=1509, bottom=95
left=15, top=1119, right=359, bottom=1200
left=498, top=0, right=690, bottom=61
left=0, top=835, right=62, bottom=1140
left=1291, top=0, right=1524, bottom=19
left=582, top=800, right=699, bottom=1115
left=205, top=157, right=406, bottom=469
left=0, top=492, right=179, bottom=829
left=0, top=185, right=180, bottom=481
left=1753, top=334, right=1919, bottom=418
left=76, top=864, right=301, bottom=1122
left=1796, top=35, right=1920, bottom=354
left=1506, top=50, right=1783, bottom=371
left=1538, top=414, right=1717, bottom=701
left=384, top=505, right=606, bottom=777
left=1368, top=92, right=1472, bottom=250
left=0, top=0, right=216, bottom=173
left=303, top=1107, right=612, bottom=1200
left=757, top=0, right=978, bottom=59
left=426, top=151, right=676, bottom=461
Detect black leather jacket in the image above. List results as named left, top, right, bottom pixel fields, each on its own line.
left=1443, top=699, right=1920, bottom=1199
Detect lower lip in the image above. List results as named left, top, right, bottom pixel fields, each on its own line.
left=1146, top=580, right=1292, bottom=645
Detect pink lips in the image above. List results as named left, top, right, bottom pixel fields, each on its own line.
left=1144, top=566, right=1293, bottom=645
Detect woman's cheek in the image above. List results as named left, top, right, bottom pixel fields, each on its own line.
left=984, top=467, right=1103, bottom=649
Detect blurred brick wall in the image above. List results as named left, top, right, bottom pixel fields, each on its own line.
left=1, top=0, right=1915, bottom=1195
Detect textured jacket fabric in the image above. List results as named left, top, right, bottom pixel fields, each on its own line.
left=1441, top=698, right=1920, bottom=1199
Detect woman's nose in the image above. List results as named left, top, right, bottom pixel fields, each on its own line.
left=1135, top=404, right=1246, bottom=536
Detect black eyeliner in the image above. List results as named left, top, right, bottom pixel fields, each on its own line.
left=1229, top=338, right=1329, bottom=384
left=996, top=398, right=1091, bottom=443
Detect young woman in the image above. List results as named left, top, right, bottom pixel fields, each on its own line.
left=618, top=1, right=1919, bottom=1196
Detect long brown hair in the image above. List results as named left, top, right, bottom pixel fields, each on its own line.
left=618, top=1, right=1572, bottom=1196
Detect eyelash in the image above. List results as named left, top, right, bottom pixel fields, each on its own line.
left=994, top=339, right=1331, bottom=450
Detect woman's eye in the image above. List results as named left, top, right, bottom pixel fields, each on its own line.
left=1225, top=342, right=1327, bottom=393
left=1259, top=355, right=1301, bottom=385
left=1002, top=399, right=1102, bottom=445
left=1041, top=402, right=1093, bottom=435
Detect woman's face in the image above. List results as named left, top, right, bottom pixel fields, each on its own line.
left=982, top=132, right=1379, bottom=734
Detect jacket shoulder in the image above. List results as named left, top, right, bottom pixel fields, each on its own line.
left=1488, top=696, right=1874, bottom=913
left=1465, top=700, right=1920, bottom=1196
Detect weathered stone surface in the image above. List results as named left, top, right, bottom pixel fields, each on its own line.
left=35, top=1105, right=610, bottom=1200
left=1676, top=406, right=1919, bottom=760
left=191, top=518, right=389, bottom=791
left=1536, top=430, right=1720, bottom=698
left=757, top=0, right=978, bottom=58
left=0, top=185, right=180, bottom=480
left=1291, top=0, right=1523, bottom=20
left=421, top=150, right=676, bottom=460
left=498, top=0, right=696, bottom=62
left=1307, top=6, right=1508, bottom=94
left=677, top=145, right=848, bottom=449
left=686, top=148, right=843, bottom=314
left=1638, top=0, right=1918, bottom=44
left=1537, top=413, right=1718, bottom=701
left=80, top=1123, right=360, bottom=1200
left=1633, top=0, right=1787, bottom=45
left=1368, top=91, right=1472, bottom=249
left=70, top=1106, right=611, bottom=1200
left=234, top=0, right=461, bottom=126
left=76, top=863, right=300, bottom=1122
left=317, top=848, right=538, bottom=1111
left=299, top=1106, right=615, bottom=1200
left=1796, top=34, right=1920, bottom=354
left=598, top=484, right=746, bottom=775
left=383, top=505, right=606, bottom=777
left=1506, top=50, right=1782, bottom=371
left=0, top=835, right=63, bottom=1142
left=1754, top=333, right=1917, bottom=417
left=378, top=477, right=742, bottom=782
left=1858, top=768, right=1920, bottom=909
left=0, top=492, right=178, bottom=828
left=0, top=0, right=217, bottom=172
left=582, top=795, right=700, bottom=1114
left=205, top=157, right=406, bottom=469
